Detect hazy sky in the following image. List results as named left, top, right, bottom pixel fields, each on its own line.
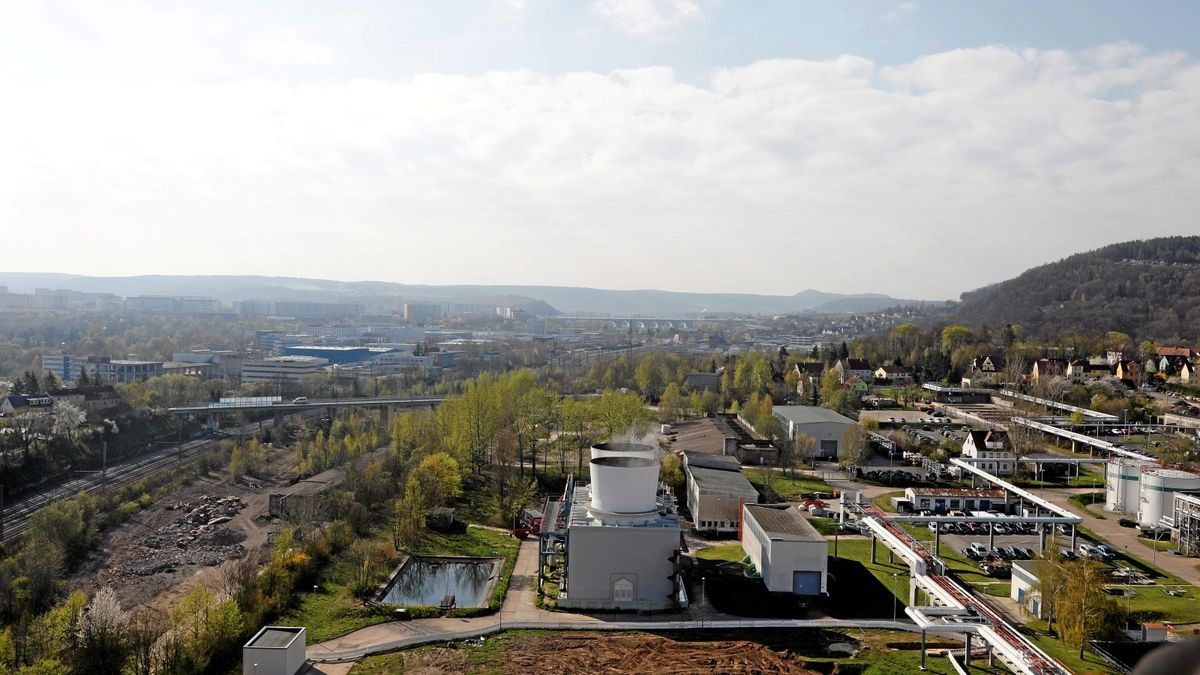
left=3, top=1, right=1198, bottom=300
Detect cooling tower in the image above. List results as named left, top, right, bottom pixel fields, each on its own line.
left=591, top=441, right=656, bottom=461
left=589, top=455, right=659, bottom=515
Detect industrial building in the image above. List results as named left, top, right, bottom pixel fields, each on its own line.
left=740, top=504, right=827, bottom=595
left=771, top=406, right=857, bottom=459
left=1172, top=493, right=1200, bottom=557
left=269, top=467, right=340, bottom=518
left=242, top=626, right=305, bottom=675
left=96, top=360, right=163, bottom=384
left=281, top=345, right=374, bottom=364
left=902, top=487, right=1010, bottom=513
left=541, top=443, right=684, bottom=612
left=1010, top=559, right=1052, bottom=619
left=1105, top=458, right=1200, bottom=527
left=241, top=356, right=329, bottom=384
left=681, top=451, right=758, bottom=533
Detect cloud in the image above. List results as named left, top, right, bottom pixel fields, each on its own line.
left=3, top=43, right=1199, bottom=298
left=244, top=27, right=337, bottom=66
left=882, top=1, right=916, bottom=21
left=591, top=0, right=702, bottom=37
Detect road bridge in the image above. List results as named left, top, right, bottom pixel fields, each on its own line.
left=998, top=390, right=1119, bottom=420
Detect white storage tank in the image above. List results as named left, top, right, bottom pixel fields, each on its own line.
left=589, top=455, right=659, bottom=515
left=591, top=441, right=656, bottom=461
left=1106, top=458, right=1151, bottom=515
left=1138, top=468, right=1200, bottom=527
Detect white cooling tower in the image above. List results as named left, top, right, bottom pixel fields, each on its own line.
left=589, top=455, right=659, bottom=515
left=591, top=441, right=656, bottom=461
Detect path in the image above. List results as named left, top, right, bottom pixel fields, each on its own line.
left=306, top=538, right=916, bottom=666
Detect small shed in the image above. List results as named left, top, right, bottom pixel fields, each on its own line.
left=243, top=626, right=306, bottom=675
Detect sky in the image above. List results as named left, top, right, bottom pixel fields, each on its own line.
left=2, top=1, right=1199, bottom=301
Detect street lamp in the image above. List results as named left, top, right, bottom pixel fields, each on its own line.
left=892, top=573, right=902, bottom=622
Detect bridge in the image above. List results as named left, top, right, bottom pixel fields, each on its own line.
left=167, top=396, right=447, bottom=429
left=997, top=390, right=1119, bottom=420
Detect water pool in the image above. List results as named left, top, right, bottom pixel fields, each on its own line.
left=376, top=555, right=502, bottom=608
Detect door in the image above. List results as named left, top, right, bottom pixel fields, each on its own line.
left=792, top=571, right=822, bottom=596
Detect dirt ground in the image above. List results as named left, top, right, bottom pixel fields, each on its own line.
left=67, top=448, right=296, bottom=612
left=365, top=632, right=820, bottom=675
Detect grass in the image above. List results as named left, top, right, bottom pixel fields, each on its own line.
left=830, top=539, right=911, bottom=602
left=744, top=468, right=834, bottom=501
left=809, top=516, right=839, bottom=535
left=872, top=490, right=905, bottom=513
left=1118, top=584, right=1200, bottom=623
left=695, top=543, right=746, bottom=562
left=1067, top=492, right=1107, bottom=519
left=1022, top=620, right=1115, bottom=675
left=283, top=525, right=520, bottom=642
left=1065, top=472, right=1104, bottom=489
left=1137, top=536, right=1175, bottom=552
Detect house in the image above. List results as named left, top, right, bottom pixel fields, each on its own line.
left=0, top=394, right=55, bottom=416
left=46, top=386, right=120, bottom=417
left=792, top=362, right=825, bottom=399
left=962, top=355, right=1005, bottom=387
left=832, top=358, right=873, bottom=384
left=962, top=429, right=1015, bottom=475
left=772, top=406, right=858, bottom=460
left=1182, top=362, right=1200, bottom=386
left=1066, top=359, right=1110, bottom=383
left=843, top=375, right=869, bottom=399
left=1116, top=359, right=1145, bottom=385
left=740, top=504, right=827, bottom=595
left=1106, top=347, right=1129, bottom=366
left=1030, top=358, right=1068, bottom=384
left=874, top=365, right=913, bottom=384
left=682, top=451, right=759, bottom=534
left=1157, top=346, right=1195, bottom=360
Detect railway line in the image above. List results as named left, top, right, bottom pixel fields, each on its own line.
left=0, top=409, right=321, bottom=543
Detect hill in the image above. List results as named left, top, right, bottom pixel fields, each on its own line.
left=0, top=273, right=931, bottom=316
left=952, top=236, right=1200, bottom=339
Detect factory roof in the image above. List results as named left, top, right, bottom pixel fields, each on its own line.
left=743, top=504, right=823, bottom=542
left=681, top=451, right=742, bottom=472
left=773, top=405, right=855, bottom=425
left=906, top=487, right=1006, bottom=498
left=685, top=464, right=758, bottom=495
left=245, top=626, right=304, bottom=649
left=567, top=485, right=679, bottom=529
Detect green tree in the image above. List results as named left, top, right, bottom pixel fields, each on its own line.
left=940, top=325, right=975, bottom=355
left=409, top=452, right=462, bottom=507
left=658, top=383, right=684, bottom=423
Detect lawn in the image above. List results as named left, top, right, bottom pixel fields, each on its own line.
left=809, top=516, right=839, bottom=535
left=1065, top=472, right=1104, bottom=489
left=695, top=543, right=745, bottom=562
left=1024, top=620, right=1122, bottom=674
left=830, top=539, right=911, bottom=602
left=282, top=525, right=520, bottom=642
left=1067, top=492, right=1106, bottom=518
left=744, top=468, right=834, bottom=501
left=1118, top=584, right=1200, bottom=624
left=873, top=490, right=905, bottom=513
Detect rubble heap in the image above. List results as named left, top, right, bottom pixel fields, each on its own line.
left=117, top=496, right=248, bottom=578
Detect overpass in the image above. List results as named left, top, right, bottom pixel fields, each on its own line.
left=998, top=390, right=1119, bottom=420
left=168, top=396, right=447, bottom=429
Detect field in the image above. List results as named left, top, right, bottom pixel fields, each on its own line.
left=743, top=468, right=834, bottom=501
left=348, top=629, right=1002, bottom=675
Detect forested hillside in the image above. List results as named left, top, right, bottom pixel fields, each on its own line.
left=952, top=236, right=1200, bottom=340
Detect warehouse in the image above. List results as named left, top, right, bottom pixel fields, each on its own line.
left=682, top=451, right=759, bottom=534
left=771, top=406, right=857, bottom=459
left=740, top=504, right=827, bottom=596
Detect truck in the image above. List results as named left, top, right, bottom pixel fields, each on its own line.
left=511, top=508, right=543, bottom=539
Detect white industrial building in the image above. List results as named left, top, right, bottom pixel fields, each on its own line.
left=1173, top=493, right=1200, bottom=557
left=241, top=356, right=329, bottom=384
left=1105, top=458, right=1200, bottom=527
left=1010, top=560, right=1051, bottom=619
left=682, top=451, right=759, bottom=533
left=553, top=443, right=684, bottom=612
left=740, top=504, right=827, bottom=596
left=771, top=406, right=857, bottom=460
left=242, top=626, right=305, bottom=675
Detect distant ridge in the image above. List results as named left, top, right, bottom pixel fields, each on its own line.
left=0, top=273, right=933, bottom=316
left=951, top=235, right=1200, bottom=339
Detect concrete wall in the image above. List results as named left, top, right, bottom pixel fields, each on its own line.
left=561, top=525, right=680, bottom=611
left=688, top=480, right=757, bottom=533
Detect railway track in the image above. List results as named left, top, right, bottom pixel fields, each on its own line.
left=0, top=409, right=322, bottom=543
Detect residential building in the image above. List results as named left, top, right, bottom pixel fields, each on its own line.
left=1116, top=359, right=1145, bottom=384
left=772, top=406, right=857, bottom=460
left=843, top=375, right=869, bottom=399
left=1030, top=358, right=1068, bottom=384
left=1067, top=359, right=1110, bottom=383
left=961, top=429, right=1015, bottom=475
left=47, top=386, right=121, bottom=417
left=240, top=356, right=329, bottom=384
left=681, top=452, right=758, bottom=533
left=740, top=504, right=827, bottom=595
left=962, top=354, right=1005, bottom=387
left=832, top=358, right=873, bottom=384
left=874, top=365, right=913, bottom=384
left=1181, top=362, right=1199, bottom=386
left=96, top=360, right=163, bottom=384
left=792, top=362, right=825, bottom=400
left=1, top=394, right=55, bottom=415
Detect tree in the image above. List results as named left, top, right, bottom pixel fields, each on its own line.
left=392, top=484, right=426, bottom=549
left=839, top=425, right=870, bottom=466
left=659, top=453, right=685, bottom=496
left=940, top=325, right=974, bottom=354
left=789, top=432, right=817, bottom=473
left=658, top=383, right=684, bottom=423
left=74, top=587, right=129, bottom=674
left=451, top=374, right=502, bottom=475
left=408, top=452, right=462, bottom=507
left=1053, top=559, right=1123, bottom=657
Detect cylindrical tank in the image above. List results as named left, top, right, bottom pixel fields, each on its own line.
left=1106, top=458, right=1149, bottom=514
left=591, top=441, right=656, bottom=461
left=589, top=455, right=659, bottom=515
left=1138, top=468, right=1200, bottom=527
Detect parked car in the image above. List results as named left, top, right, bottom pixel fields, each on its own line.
left=1095, top=544, right=1116, bottom=560
left=969, top=542, right=989, bottom=557
left=962, top=547, right=980, bottom=560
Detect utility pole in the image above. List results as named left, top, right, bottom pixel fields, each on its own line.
left=101, top=441, right=108, bottom=500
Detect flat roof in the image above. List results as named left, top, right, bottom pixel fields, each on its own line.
left=686, top=464, right=757, bottom=494
left=245, top=626, right=304, bottom=649
left=907, top=487, right=1006, bottom=498
left=743, top=504, right=823, bottom=542
left=773, top=405, right=855, bottom=425
left=682, top=451, right=742, bottom=471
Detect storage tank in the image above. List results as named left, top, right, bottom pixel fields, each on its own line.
left=1138, top=468, right=1200, bottom=527
left=591, top=441, right=656, bottom=461
left=589, top=455, right=659, bottom=515
left=1106, top=458, right=1150, bottom=514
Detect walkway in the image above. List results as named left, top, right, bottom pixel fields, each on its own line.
left=306, top=538, right=916, bottom=665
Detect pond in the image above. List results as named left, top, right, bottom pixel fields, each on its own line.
left=376, top=555, right=502, bottom=609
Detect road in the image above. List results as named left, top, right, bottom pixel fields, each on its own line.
left=0, top=410, right=319, bottom=543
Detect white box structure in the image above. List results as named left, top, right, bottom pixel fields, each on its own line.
left=741, top=504, right=827, bottom=595
left=243, top=626, right=306, bottom=675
